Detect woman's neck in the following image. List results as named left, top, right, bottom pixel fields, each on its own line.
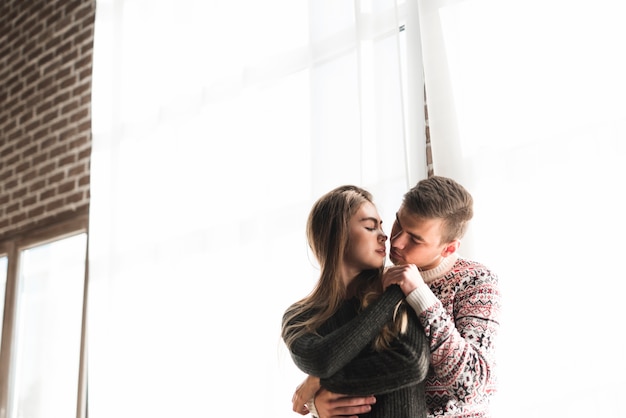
left=341, top=266, right=358, bottom=299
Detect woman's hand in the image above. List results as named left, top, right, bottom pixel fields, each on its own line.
left=382, top=264, right=423, bottom=295
left=292, top=375, right=321, bottom=415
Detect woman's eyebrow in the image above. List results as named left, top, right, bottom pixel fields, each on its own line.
left=360, top=216, right=382, bottom=225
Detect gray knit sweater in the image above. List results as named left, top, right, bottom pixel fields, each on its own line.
left=284, top=285, right=430, bottom=417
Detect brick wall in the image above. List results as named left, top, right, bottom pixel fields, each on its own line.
left=0, top=0, right=95, bottom=239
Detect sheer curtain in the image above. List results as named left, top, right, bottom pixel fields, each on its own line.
left=89, top=1, right=424, bottom=417
left=419, top=0, right=626, bottom=416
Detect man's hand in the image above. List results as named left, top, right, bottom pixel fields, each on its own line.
left=292, top=376, right=321, bottom=415
left=314, top=388, right=376, bottom=418
left=292, top=376, right=376, bottom=417
left=382, top=264, right=423, bottom=295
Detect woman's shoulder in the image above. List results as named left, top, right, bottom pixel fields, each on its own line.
left=283, top=300, right=315, bottom=323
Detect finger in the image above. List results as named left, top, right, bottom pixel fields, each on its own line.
left=293, top=405, right=307, bottom=415
left=292, top=403, right=307, bottom=414
left=316, top=393, right=371, bottom=417
left=382, top=274, right=401, bottom=287
left=292, top=397, right=307, bottom=414
left=384, top=267, right=404, bottom=279
left=331, top=404, right=373, bottom=416
left=328, top=395, right=376, bottom=415
left=334, top=395, right=376, bottom=406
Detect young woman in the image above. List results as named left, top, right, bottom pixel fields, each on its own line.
left=281, top=185, right=430, bottom=418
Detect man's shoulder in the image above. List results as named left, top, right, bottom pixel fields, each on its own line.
left=452, top=257, right=499, bottom=287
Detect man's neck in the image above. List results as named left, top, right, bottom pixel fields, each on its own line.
left=420, top=253, right=459, bottom=284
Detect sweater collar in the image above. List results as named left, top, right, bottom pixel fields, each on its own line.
left=419, top=253, right=459, bottom=284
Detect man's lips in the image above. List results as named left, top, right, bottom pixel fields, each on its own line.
left=390, top=248, right=402, bottom=260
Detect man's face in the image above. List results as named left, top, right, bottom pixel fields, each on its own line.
left=389, top=205, right=454, bottom=271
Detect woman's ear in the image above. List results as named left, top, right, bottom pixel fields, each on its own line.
left=441, top=240, right=460, bottom=257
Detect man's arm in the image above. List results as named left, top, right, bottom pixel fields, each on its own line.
left=383, top=261, right=501, bottom=407
left=407, top=264, right=501, bottom=401
left=313, top=389, right=376, bottom=418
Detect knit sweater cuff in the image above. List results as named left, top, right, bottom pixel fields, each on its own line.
left=405, top=285, right=439, bottom=314
left=307, top=397, right=319, bottom=418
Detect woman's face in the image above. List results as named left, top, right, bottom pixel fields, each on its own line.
left=343, top=202, right=387, bottom=276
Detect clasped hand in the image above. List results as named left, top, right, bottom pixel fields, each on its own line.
left=382, top=264, right=423, bottom=295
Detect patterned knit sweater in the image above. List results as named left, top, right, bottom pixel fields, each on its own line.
left=284, top=285, right=430, bottom=417
left=406, top=254, right=501, bottom=417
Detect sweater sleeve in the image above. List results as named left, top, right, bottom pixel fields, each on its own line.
left=320, top=303, right=430, bottom=395
left=406, top=264, right=501, bottom=403
left=285, top=285, right=405, bottom=378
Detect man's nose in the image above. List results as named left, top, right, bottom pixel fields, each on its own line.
left=390, top=231, right=405, bottom=247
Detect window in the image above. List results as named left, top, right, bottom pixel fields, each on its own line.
left=0, top=218, right=88, bottom=418
left=0, top=256, right=7, bottom=348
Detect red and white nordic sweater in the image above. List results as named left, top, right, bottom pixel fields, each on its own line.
left=406, top=254, right=501, bottom=418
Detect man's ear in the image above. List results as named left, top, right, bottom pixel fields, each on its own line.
left=441, top=240, right=460, bottom=257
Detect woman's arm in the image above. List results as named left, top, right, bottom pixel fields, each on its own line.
left=321, top=305, right=430, bottom=395
left=285, top=285, right=405, bottom=378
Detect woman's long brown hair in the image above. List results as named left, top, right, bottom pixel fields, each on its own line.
left=282, top=185, right=406, bottom=352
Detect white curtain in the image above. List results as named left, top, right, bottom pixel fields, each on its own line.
left=419, top=0, right=626, bottom=416
left=89, top=1, right=424, bottom=417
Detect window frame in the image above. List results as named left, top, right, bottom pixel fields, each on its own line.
left=0, top=215, right=89, bottom=418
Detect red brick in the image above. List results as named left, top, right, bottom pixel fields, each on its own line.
left=65, top=191, right=83, bottom=204
left=47, top=172, right=65, bottom=184
left=78, top=174, right=89, bottom=186
left=6, top=203, right=20, bottom=214
left=68, top=163, right=85, bottom=176
left=40, top=188, right=56, bottom=200
left=59, top=154, right=76, bottom=166
left=28, top=205, right=45, bottom=217
left=45, top=198, right=64, bottom=212
left=57, top=180, right=74, bottom=193
left=50, top=144, right=68, bottom=158
left=11, top=212, right=27, bottom=224
left=12, top=187, right=27, bottom=199
left=38, top=162, right=55, bottom=176
left=29, top=179, right=46, bottom=193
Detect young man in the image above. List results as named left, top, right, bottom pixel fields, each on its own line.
left=291, top=176, right=501, bottom=418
